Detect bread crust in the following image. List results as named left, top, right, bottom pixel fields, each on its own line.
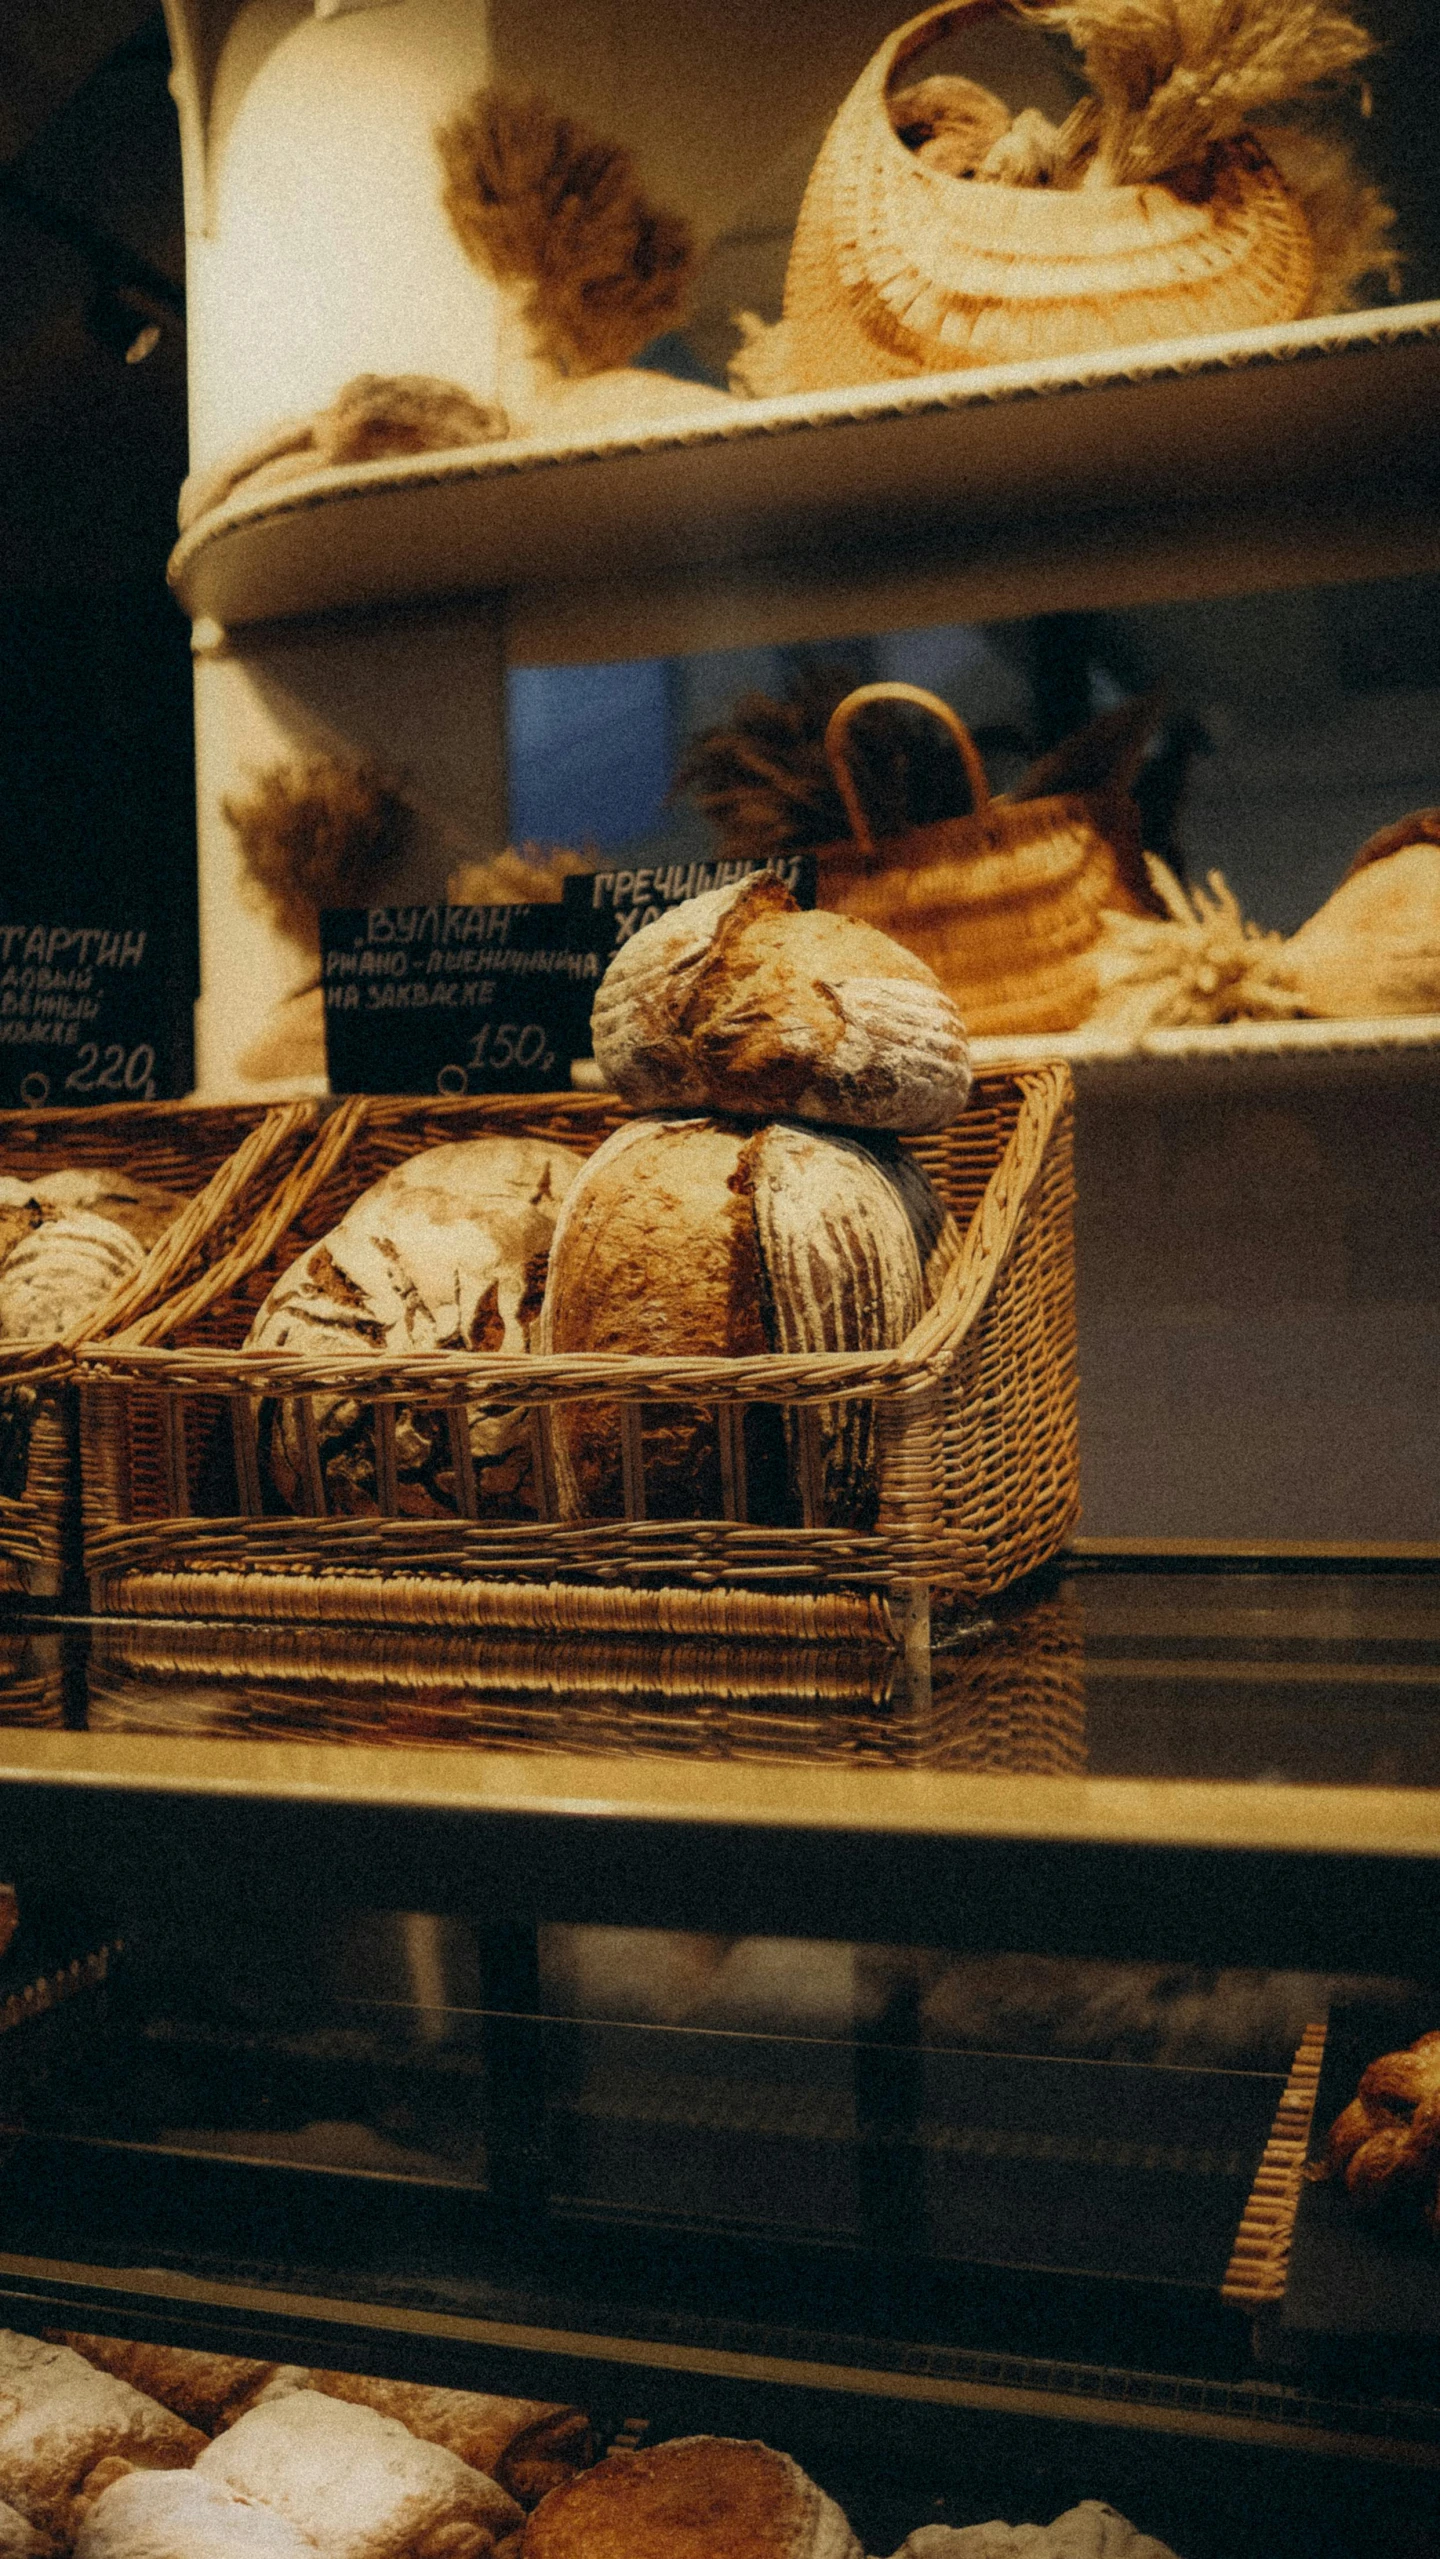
left=521, top=2436, right=862, bottom=2559
left=1310, top=2028, right=1440, bottom=2234
left=591, top=874, right=970, bottom=1131
left=0, top=2333, right=204, bottom=2539
left=196, top=2392, right=523, bottom=2559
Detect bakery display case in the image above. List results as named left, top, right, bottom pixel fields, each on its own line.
left=4, top=2, right=1440, bottom=2550
left=2, top=1566, right=1440, bottom=2554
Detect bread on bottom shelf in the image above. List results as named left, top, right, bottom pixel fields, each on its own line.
left=194, top=2391, right=524, bottom=2558
left=0, top=2332, right=204, bottom=2540
left=520, top=2435, right=862, bottom=2558
left=53, top=2334, right=591, bottom=2504
left=886, top=2505, right=1180, bottom=2557
left=73, top=2468, right=319, bottom=2559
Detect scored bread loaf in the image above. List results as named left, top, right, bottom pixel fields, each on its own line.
left=521, top=2435, right=862, bottom=2559
left=590, top=872, right=971, bottom=1130
left=245, top=1138, right=582, bottom=1516
left=73, top=2469, right=319, bottom=2559
left=0, top=1169, right=182, bottom=1342
left=195, top=2392, right=523, bottom=2559
left=0, top=2332, right=204, bottom=2540
left=538, top=1115, right=937, bottom=1525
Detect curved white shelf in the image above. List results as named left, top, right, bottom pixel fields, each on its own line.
left=170, top=305, right=1440, bottom=650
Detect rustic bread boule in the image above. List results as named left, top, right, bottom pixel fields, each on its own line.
left=538, top=1114, right=932, bottom=1525
left=520, top=2435, right=862, bottom=2559
left=245, top=1137, right=582, bottom=1517
left=0, top=1169, right=183, bottom=1342
left=590, top=873, right=971, bottom=1130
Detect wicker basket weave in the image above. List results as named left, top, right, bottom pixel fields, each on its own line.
left=0, top=1099, right=317, bottom=1596
left=78, top=1069, right=1078, bottom=1642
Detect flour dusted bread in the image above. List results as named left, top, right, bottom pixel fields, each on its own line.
left=885, top=2504, right=1180, bottom=2557
left=539, top=1115, right=932, bottom=1525
left=196, top=2391, right=523, bottom=2559
left=73, top=2469, right=318, bottom=2559
left=296, top=2376, right=590, bottom=2506
left=0, top=2331, right=204, bottom=2540
left=0, top=2503, right=54, bottom=2559
left=52, top=2336, right=287, bottom=2434
left=53, top=2338, right=588, bottom=2504
left=245, top=1137, right=581, bottom=1515
left=590, top=873, right=971, bottom=1131
left=0, top=1170, right=182, bottom=1343
left=522, top=2435, right=861, bottom=2559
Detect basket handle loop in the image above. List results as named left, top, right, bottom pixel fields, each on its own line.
left=823, top=682, right=992, bottom=859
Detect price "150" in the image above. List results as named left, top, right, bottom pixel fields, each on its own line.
left=436, top=1021, right=556, bottom=1094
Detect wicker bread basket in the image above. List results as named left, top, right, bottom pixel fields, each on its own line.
left=817, top=683, right=1153, bottom=1037
left=78, top=1071, right=1078, bottom=1644
left=0, top=1100, right=317, bottom=1597
left=779, top=0, right=1315, bottom=393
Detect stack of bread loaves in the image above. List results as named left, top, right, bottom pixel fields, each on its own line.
left=243, top=877, right=970, bottom=1532
left=541, top=871, right=973, bottom=1526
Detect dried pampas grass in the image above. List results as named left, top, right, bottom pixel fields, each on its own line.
left=1018, top=0, right=1377, bottom=186
left=225, top=757, right=417, bottom=951
left=1254, top=122, right=1400, bottom=310
left=178, top=375, right=508, bottom=531
left=437, top=88, right=694, bottom=375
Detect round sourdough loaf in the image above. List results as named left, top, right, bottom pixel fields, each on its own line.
left=0, top=1170, right=183, bottom=1342
left=590, top=873, right=971, bottom=1130
left=521, top=2436, right=862, bottom=2559
left=245, top=1137, right=582, bottom=1517
left=538, top=1115, right=933, bottom=1525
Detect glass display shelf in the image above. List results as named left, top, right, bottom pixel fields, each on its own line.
left=2, top=1564, right=1439, bottom=2557
left=1, top=1565, right=1438, bottom=1970
left=168, top=308, right=1440, bottom=654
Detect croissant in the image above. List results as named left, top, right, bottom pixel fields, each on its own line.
left=1309, top=2029, right=1440, bottom=2233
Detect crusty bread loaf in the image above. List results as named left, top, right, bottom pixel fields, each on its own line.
left=196, top=2392, right=522, bottom=2559
left=886, top=2505, right=1180, bottom=2557
left=590, top=873, right=971, bottom=1131
left=0, top=1170, right=182, bottom=1343
left=73, top=2468, right=318, bottom=2559
left=245, top=1138, right=582, bottom=1516
left=538, top=1115, right=933, bottom=1525
left=0, top=2332, right=204, bottom=2540
left=522, top=2436, right=862, bottom=2559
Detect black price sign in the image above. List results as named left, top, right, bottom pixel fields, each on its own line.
left=321, top=902, right=599, bottom=1097
left=562, top=851, right=816, bottom=961
left=0, top=920, right=181, bottom=1110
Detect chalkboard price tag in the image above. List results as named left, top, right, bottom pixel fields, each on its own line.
left=562, top=851, right=817, bottom=960
left=0, top=920, right=183, bottom=1110
left=321, top=902, right=599, bottom=1097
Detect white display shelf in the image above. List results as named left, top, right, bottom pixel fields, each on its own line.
left=170, top=304, right=1440, bottom=655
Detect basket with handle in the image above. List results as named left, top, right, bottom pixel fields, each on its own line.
left=0, top=1098, right=318, bottom=1596
left=77, top=1069, right=1079, bottom=1646
left=816, top=680, right=1153, bottom=1038
left=777, top=0, right=1316, bottom=394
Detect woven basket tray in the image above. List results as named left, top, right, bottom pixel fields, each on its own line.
left=77, top=1069, right=1078, bottom=1642
left=0, top=1099, right=317, bottom=1596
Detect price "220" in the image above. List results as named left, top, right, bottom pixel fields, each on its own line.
left=63, top=1041, right=156, bottom=1099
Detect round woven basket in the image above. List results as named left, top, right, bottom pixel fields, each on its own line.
left=780, top=0, right=1315, bottom=392
left=817, top=682, right=1154, bottom=1038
